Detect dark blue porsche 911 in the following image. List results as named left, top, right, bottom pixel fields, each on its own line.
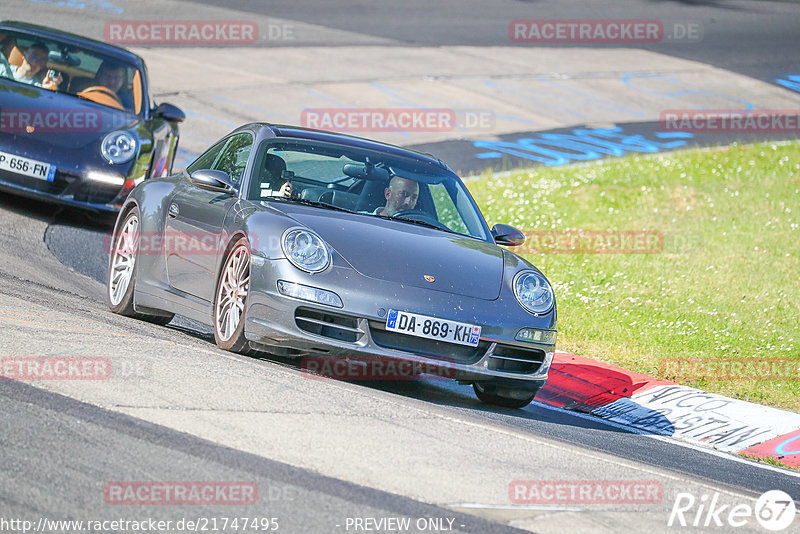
left=0, top=21, right=184, bottom=212
left=106, top=123, right=557, bottom=408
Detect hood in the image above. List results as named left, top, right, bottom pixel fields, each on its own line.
left=0, top=79, right=141, bottom=149
left=275, top=203, right=504, bottom=300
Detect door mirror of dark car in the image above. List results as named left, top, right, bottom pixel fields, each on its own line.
left=491, top=223, right=525, bottom=246
left=190, top=169, right=234, bottom=194
left=153, top=102, right=185, bottom=123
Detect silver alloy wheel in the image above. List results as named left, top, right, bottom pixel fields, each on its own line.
left=215, top=244, right=250, bottom=342
left=108, top=213, right=139, bottom=306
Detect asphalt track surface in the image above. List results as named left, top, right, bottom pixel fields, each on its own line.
left=179, top=0, right=800, bottom=82
left=2, top=1, right=800, bottom=533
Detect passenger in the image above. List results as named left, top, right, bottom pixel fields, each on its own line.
left=0, top=49, right=10, bottom=78
left=10, top=42, right=61, bottom=89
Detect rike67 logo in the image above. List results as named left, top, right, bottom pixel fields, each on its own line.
left=668, top=490, right=796, bottom=531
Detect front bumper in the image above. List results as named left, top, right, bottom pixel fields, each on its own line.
left=0, top=168, right=129, bottom=212
left=244, top=257, right=556, bottom=384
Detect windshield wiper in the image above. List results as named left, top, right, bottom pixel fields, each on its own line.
left=268, top=196, right=355, bottom=214
left=373, top=213, right=459, bottom=235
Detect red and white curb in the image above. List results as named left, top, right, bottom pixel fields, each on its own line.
left=536, top=352, right=800, bottom=469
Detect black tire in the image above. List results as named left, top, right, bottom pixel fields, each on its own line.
left=473, top=382, right=537, bottom=409
left=107, top=206, right=174, bottom=325
left=213, top=237, right=254, bottom=354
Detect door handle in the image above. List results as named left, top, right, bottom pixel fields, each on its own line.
left=168, top=203, right=179, bottom=218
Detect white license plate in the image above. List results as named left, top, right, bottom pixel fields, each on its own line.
left=386, top=309, right=482, bottom=347
left=0, top=150, right=56, bottom=181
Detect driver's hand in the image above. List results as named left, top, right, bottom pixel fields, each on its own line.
left=279, top=182, right=293, bottom=198
left=42, top=71, right=63, bottom=91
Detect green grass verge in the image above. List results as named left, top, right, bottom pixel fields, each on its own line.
left=739, top=453, right=800, bottom=473
left=467, top=141, right=800, bottom=412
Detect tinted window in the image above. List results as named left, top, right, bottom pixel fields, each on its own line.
left=248, top=138, right=491, bottom=241
left=213, top=133, right=253, bottom=184
left=0, top=30, right=144, bottom=113
left=186, top=138, right=227, bottom=174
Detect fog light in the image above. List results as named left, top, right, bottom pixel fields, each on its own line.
left=86, top=171, right=125, bottom=186
left=515, top=328, right=556, bottom=345
left=277, top=280, right=343, bottom=308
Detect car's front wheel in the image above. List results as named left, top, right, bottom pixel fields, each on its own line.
left=213, top=237, right=253, bottom=354
left=107, top=207, right=174, bottom=325
left=473, top=382, right=537, bottom=409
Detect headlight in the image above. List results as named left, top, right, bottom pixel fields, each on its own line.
left=101, top=131, right=137, bottom=164
left=282, top=228, right=330, bottom=273
left=513, top=271, right=554, bottom=315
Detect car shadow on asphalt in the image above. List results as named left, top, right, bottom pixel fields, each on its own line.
left=355, top=376, right=658, bottom=439
left=0, top=190, right=117, bottom=229
left=261, top=355, right=654, bottom=436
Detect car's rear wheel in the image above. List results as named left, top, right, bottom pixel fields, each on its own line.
left=213, top=238, right=253, bottom=354
left=107, top=207, right=174, bottom=325
left=473, top=382, right=537, bottom=409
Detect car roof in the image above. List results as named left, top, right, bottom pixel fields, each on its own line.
left=233, top=122, right=452, bottom=172
left=0, top=20, right=144, bottom=66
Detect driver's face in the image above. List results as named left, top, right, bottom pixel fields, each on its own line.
left=97, top=68, right=125, bottom=92
left=22, top=47, right=48, bottom=74
left=384, top=177, right=419, bottom=216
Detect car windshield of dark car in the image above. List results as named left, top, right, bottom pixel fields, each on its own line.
left=0, top=30, right=143, bottom=115
left=248, top=138, right=492, bottom=241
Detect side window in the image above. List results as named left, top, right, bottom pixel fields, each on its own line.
left=213, top=133, right=253, bottom=184
left=186, top=138, right=227, bottom=174
left=429, top=183, right=469, bottom=235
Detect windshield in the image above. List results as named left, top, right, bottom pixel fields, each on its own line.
left=247, top=138, right=492, bottom=241
left=0, top=30, right=144, bottom=114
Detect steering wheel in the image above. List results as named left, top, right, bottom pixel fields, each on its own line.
left=391, top=209, right=448, bottom=230
left=77, top=86, right=124, bottom=110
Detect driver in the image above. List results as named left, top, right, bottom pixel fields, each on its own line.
left=95, top=60, right=133, bottom=109
left=258, top=154, right=293, bottom=198
left=374, top=175, right=419, bottom=216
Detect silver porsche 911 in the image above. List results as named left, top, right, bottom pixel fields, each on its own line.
left=106, top=123, right=557, bottom=408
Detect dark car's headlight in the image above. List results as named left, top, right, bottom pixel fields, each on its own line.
left=513, top=271, right=554, bottom=315
left=101, top=131, right=138, bottom=164
left=282, top=229, right=330, bottom=273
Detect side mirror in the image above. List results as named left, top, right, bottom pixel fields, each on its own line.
left=491, top=223, right=525, bottom=246
left=189, top=169, right=233, bottom=194
left=153, top=102, right=185, bottom=123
